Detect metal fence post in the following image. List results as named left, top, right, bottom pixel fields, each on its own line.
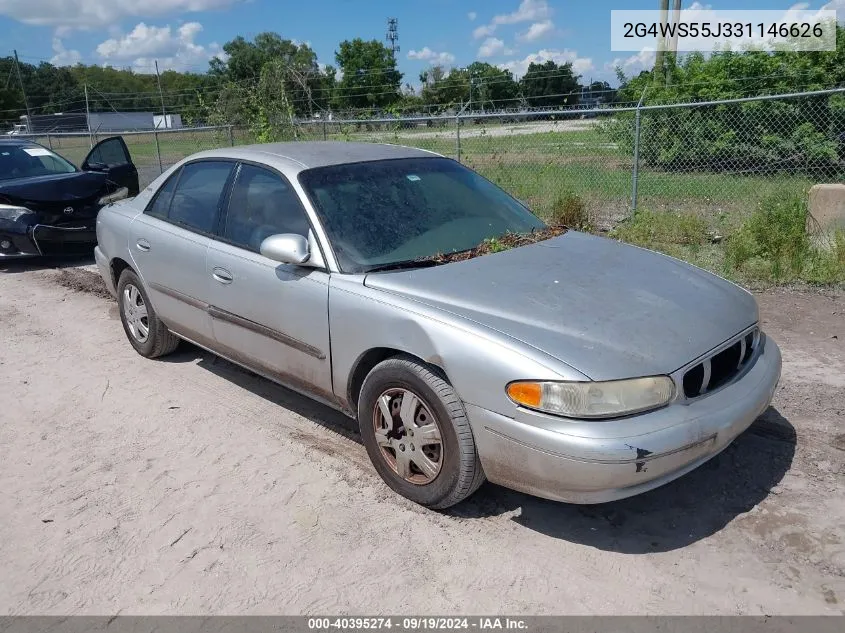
left=631, top=107, right=642, bottom=214
left=322, top=119, right=328, bottom=141
left=153, top=130, right=163, bottom=174
left=228, top=125, right=234, bottom=147
left=46, top=134, right=52, bottom=149
left=630, top=88, right=648, bottom=215
left=455, top=115, right=461, bottom=163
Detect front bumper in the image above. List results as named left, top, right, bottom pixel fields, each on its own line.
left=0, top=219, right=96, bottom=257
left=467, top=335, right=782, bottom=504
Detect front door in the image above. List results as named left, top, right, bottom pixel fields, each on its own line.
left=82, top=137, right=139, bottom=196
left=205, top=162, right=333, bottom=400
left=130, top=159, right=236, bottom=346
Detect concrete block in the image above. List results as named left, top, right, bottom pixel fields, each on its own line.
left=808, top=184, right=845, bottom=233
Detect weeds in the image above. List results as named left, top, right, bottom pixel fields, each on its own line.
left=725, top=193, right=810, bottom=281
left=611, top=210, right=708, bottom=248
left=549, top=191, right=591, bottom=230
left=608, top=195, right=845, bottom=285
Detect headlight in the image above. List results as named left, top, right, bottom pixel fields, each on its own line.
left=98, top=187, right=129, bottom=205
left=0, top=204, right=35, bottom=222
left=506, top=376, right=675, bottom=419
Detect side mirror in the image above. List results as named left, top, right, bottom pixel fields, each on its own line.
left=260, top=233, right=311, bottom=265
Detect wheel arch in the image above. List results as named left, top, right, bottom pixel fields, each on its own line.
left=110, top=257, right=134, bottom=288
left=346, top=347, right=450, bottom=411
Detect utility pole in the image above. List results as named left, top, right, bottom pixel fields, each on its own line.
left=670, top=0, right=682, bottom=56
left=154, top=60, right=167, bottom=129
left=13, top=50, right=32, bottom=133
left=84, top=84, right=92, bottom=147
left=653, top=0, right=670, bottom=85
left=667, top=0, right=682, bottom=85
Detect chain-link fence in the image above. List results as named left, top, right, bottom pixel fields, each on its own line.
left=18, top=87, right=845, bottom=230
left=15, top=126, right=239, bottom=189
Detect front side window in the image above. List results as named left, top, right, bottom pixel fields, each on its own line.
left=86, top=138, right=130, bottom=167
left=222, top=164, right=311, bottom=252
left=166, top=161, right=234, bottom=234
left=0, top=144, right=77, bottom=180
left=298, top=157, right=545, bottom=272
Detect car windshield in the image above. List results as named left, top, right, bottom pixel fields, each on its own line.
left=298, top=157, right=546, bottom=272
left=0, top=144, right=77, bottom=181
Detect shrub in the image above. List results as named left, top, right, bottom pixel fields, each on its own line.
left=549, top=191, right=589, bottom=230
left=725, top=193, right=809, bottom=281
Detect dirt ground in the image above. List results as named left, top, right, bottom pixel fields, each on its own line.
left=0, top=260, right=843, bottom=615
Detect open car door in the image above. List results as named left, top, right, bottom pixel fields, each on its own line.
left=82, top=136, right=140, bottom=197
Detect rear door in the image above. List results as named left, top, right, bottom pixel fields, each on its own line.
left=130, top=160, right=236, bottom=346
left=83, top=137, right=139, bottom=196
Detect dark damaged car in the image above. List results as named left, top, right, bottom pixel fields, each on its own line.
left=0, top=137, right=138, bottom=258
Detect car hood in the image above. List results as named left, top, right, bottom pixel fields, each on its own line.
left=0, top=172, right=108, bottom=206
left=363, top=232, right=758, bottom=380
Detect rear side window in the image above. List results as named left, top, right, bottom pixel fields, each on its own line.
left=145, top=169, right=180, bottom=219
left=167, top=161, right=234, bottom=234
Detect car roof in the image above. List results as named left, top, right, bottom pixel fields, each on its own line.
left=193, top=141, right=442, bottom=170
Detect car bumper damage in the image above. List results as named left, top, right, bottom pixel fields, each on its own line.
left=0, top=217, right=96, bottom=257
left=467, top=334, right=782, bottom=504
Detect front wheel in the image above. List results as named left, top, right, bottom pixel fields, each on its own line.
left=358, top=356, right=485, bottom=509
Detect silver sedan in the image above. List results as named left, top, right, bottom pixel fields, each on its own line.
left=95, top=142, right=782, bottom=509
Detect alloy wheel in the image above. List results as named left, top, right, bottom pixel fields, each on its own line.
left=122, top=283, right=150, bottom=343
left=372, top=388, right=444, bottom=485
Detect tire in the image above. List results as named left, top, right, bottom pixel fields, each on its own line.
left=116, top=269, right=180, bottom=358
left=358, top=355, right=485, bottom=509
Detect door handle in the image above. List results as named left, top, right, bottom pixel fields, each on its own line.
left=212, top=267, right=233, bottom=284
left=136, top=238, right=150, bottom=252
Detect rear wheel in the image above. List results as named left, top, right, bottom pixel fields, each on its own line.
left=358, top=356, right=485, bottom=509
left=117, top=269, right=179, bottom=358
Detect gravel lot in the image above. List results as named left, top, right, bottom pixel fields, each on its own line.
left=0, top=260, right=843, bottom=615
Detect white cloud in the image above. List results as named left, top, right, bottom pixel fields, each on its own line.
left=467, top=11, right=477, bottom=21
left=478, top=37, right=514, bottom=59
left=687, top=2, right=713, bottom=9
left=819, top=0, right=844, bottom=21
left=96, top=21, right=223, bottom=72
left=0, top=0, right=241, bottom=29
left=473, top=0, right=552, bottom=39
left=499, top=49, right=593, bottom=78
left=472, top=24, right=496, bottom=39
left=606, top=48, right=656, bottom=77
left=517, top=20, right=554, bottom=42
left=49, top=37, right=81, bottom=66
left=407, top=47, right=456, bottom=65
left=493, top=0, right=551, bottom=26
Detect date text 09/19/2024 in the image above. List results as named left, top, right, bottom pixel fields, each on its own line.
left=307, top=618, right=528, bottom=631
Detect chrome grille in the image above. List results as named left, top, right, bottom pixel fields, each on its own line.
left=682, top=328, right=759, bottom=398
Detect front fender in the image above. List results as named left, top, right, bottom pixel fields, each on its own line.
left=328, top=275, right=588, bottom=416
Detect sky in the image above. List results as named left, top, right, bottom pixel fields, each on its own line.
left=0, top=0, right=843, bottom=87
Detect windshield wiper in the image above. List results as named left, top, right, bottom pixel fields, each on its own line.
left=363, top=259, right=443, bottom=273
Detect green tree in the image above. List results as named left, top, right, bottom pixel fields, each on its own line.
left=608, top=25, right=845, bottom=174
left=209, top=32, right=325, bottom=117
left=519, top=61, right=580, bottom=108
left=333, top=38, right=402, bottom=110
left=466, top=62, right=518, bottom=110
